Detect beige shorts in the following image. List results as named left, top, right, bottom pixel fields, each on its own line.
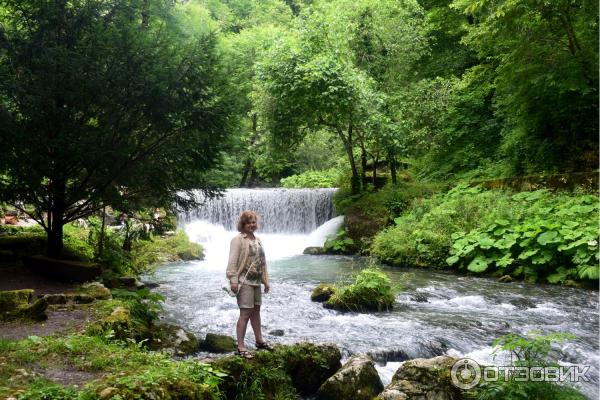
left=236, top=284, right=262, bottom=309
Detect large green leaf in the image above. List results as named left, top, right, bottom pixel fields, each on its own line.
left=467, top=257, right=489, bottom=273
left=537, top=231, right=559, bottom=245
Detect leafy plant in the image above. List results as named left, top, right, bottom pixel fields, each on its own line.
left=280, top=168, right=341, bottom=188
left=323, top=228, right=355, bottom=254
left=325, top=266, right=397, bottom=312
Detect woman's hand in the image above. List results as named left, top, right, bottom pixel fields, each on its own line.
left=264, top=283, right=270, bottom=293
left=231, top=283, right=239, bottom=293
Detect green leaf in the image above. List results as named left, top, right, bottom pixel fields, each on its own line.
left=495, top=219, right=510, bottom=226
left=446, top=255, right=460, bottom=265
left=518, top=248, right=538, bottom=259
left=467, top=257, right=489, bottom=272
left=537, top=231, right=559, bottom=245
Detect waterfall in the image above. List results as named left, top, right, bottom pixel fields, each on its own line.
left=179, top=188, right=337, bottom=234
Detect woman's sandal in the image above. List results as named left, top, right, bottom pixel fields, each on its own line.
left=255, top=341, right=275, bottom=352
left=236, top=349, right=254, bottom=359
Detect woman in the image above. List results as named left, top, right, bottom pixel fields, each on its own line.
left=226, top=210, right=273, bottom=359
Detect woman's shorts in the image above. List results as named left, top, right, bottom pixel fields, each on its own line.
left=237, top=285, right=262, bottom=309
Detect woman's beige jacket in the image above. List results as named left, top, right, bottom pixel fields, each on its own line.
left=226, top=233, right=269, bottom=285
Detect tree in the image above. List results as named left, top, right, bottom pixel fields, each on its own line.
left=0, top=0, right=231, bottom=257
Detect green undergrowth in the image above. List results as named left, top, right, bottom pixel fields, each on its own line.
left=324, top=266, right=397, bottom=312
left=0, top=334, right=225, bottom=400
left=130, top=230, right=204, bottom=272
left=371, top=185, right=599, bottom=284
left=280, top=168, right=340, bottom=188
left=471, top=331, right=586, bottom=400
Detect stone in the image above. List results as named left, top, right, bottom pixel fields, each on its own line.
left=269, top=329, right=285, bottom=336
left=285, top=342, right=342, bottom=396
left=317, top=354, right=383, bottom=400
left=149, top=324, right=199, bottom=355
left=303, top=246, right=326, bottom=255
left=99, top=387, right=119, bottom=399
left=23, top=255, right=101, bottom=282
left=89, top=306, right=132, bottom=339
left=118, top=276, right=145, bottom=290
left=81, top=282, right=111, bottom=300
left=410, top=293, right=428, bottom=303
left=199, top=333, right=237, bottom=353
left=498, top=275, right=513, bottom=283
left=71, top=294, right=94, bottom=304
left=0, top=289, right=47, bottom=321
left=311, top=284, right=336, bottom=302
left=40, top=293, right=67, bottom=305
left=376, top=356, right=461, bottom=400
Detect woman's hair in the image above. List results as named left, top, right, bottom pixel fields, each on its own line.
left=236, top=210, right=259, bottom=232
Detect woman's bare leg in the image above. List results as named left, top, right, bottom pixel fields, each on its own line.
left=250, top=304, right=264, bottom=344
left=237, top=308, right=254, bottom=350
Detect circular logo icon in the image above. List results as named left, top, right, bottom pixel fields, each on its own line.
left=451, top=358, right=482, bottom=390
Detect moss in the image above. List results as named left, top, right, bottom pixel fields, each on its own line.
left=310, top=284, right=336, bottom=302
left=88, top=306, right=133, bottom=339
left=78, top=282, right=112, bottom=300
left=23, top=255, right=101, bottom=282
left=317, top=355, right=383, bottom=400
left=148, top=324, right=199, bottom=356
left=324, top=267, right=396, bottom=312
left=199, top=333, right=237, bottom=353
left=0, top=289, right=47, bottom=321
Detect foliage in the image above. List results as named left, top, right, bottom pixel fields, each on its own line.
left=281, top=169, right=341, bottom=188
left=473, top=331, right=585, bottom=400
left=372, top=185, right=599, bottom=284
left=325, top=266, right=397, bottom=311
left=109, top=288, right=165, bottom=330
left=130, top=230, right=204, bottom=273
left=323, top=228, right=355, bottom=254
left=446, top=189, right=599, bottom=283
left=0, top=334, right=225, bottom=399
left=0, top=0, right=231, bottom=256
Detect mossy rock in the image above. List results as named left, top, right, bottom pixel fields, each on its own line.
left=23, top=255, right=101, bottom=282
left=303, top=246, right=327, bottom=255
left=148, top=324, right=199, bottom=356
left=88, top=306, right=132, bottom=339
left=317, top=354, right=383, bottom=400
left=199, top=333, right=236, bottom=353
left=0, top=234, right=46, bottom=251
left=0, top=289, right=48, bottom=321
left=212, top=342, right=342, bottom=398
left=376, top=356, right=461, bottom=400
left=324, top=288, right=394, bottom=312
left=311, top=284, right=336, bottom=302
left=177, top=242, right=204, bottom=261
left=79, top=282, right=112, bottom=300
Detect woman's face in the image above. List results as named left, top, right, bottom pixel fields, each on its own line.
left=244, top=216, right=258, bottom=234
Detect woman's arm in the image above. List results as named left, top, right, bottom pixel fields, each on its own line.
left=226, top=236, right=241, bottom=284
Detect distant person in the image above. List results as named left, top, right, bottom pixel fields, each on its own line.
left=226, top=210, right=273, bottom=359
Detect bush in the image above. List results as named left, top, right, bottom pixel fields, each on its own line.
left=474, top=332, right=586, bottom=400
left=323, top=228, right=355, bottom=254
left=280, top=168, right=341, bottom=188
left=324, top=266, right=397, bottom=312
left=371, top=185, right=599, bottom=283
left=130, top=230, right=203, bottom=272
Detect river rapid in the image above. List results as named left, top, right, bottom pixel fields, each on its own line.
left=146, top=228, right=599, bottom=398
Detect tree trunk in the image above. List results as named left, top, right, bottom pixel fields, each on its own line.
left=98, top=205, right=107, bottom=259
left=361, top=146, right=368, bottom=188
left=47, top=178, right=66, bottom=258
left=389, top=153, right=397, bottom=184
left=372, top=155, right=378, bottom=186
left=337, top=124, right=360, bottom=194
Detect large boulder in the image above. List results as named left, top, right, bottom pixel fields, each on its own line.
left=303, top=246, right=327, bottom=255
left=282, top=342, right=342, bottom=396
left=88, top=306, right=132, bottom=339
left=311, top=284, right=336, bottom=302
left=23, top=255, right=101, bottom=282
left=80, top=282, right=112, bottom=300
left=376, top=356, right=461, bottom=400
left=199, top=333, right=236, bottom=353
left=149, top=324, right=199, bottom=356
left=317, top=354, right=383, bottom=400
left=0, top=289, right=48, bottom=321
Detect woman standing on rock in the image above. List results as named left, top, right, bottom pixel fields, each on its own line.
left=226, top=210, right=273, bottom=359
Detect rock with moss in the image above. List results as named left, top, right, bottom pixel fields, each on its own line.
left=88, top=306, right=132, bottom=339
left=304, top=246, right=327, bottom=255
left=23, top=255, right=101, bottom=282
left=323, top=267, right=396, bottom=312
left=0, top=289, right=48, bottom=321
left=376, top=356, right=461, bottom=400
left=317, top=354, right=383, bottom=400
left=199, top=333, right=237, bottom=353
left=212, top=342, right=342, bottom=399
left=80, top=282, right=112, bottom=300
left=311, top=284, right=336, bottom=302
left=149, top=323, right=199, bottom=356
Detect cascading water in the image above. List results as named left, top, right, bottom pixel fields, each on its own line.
left=145, top=188, right=599, bottom=399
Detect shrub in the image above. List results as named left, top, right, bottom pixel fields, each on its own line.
left=323, top=228, right=355, bottom=254
left=280, top=168, right=341, bottom=188
left=130, top=230, right=203, bottom=272
left=324, top=266, right=397, bottom=312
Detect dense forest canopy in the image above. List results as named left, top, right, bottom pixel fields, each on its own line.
left=0, top=0, right=598, bottom=254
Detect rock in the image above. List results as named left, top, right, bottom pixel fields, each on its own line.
left=71, top=294, right=94, bottom=304
left=498, top=275, right=513, bottom=283
left=284, top=342, right=342, bottom=396
left=317, top=354, right=383, bottom=400
left=303, top=246, right=326, bottom=255
left=142, top=282, right=160, bottom=289
left=269, top=329, right=285, bottom=336
left=410, top=293, right=428, bottom=303
left=99, top=387, right=119, bottom=399
left=199, top=333, right=237, bottom=353
left=564, top=280, right=581, bottom=288
left=81, top=282, right=111, bottom=300
left=148, top=324, right=199, bottom=355
left=118, top=276, right=145, bottom=290
left=40, top=293, right=67, bottom=305
left=311, top=284, right=336, bottom=302
left=23, top=255, right=101, bottom=282
left=0, top=289, right=47, bottom=321
left=89, top=306, right=132, bottom=339
left=376, top=356, right=461, bottom=400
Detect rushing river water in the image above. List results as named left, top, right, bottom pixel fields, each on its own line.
left=146, top=237, right=599, bottom=398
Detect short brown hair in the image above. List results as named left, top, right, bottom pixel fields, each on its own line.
left=236, top=210, right=259, bottom=232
